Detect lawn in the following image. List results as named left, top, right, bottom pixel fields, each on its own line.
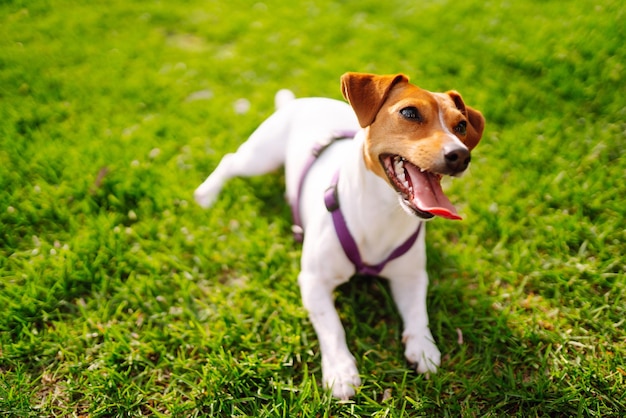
left=1, top=0, right=624, bottom=416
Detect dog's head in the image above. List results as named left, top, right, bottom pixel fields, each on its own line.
left=341, top=72, right=485, bottom=220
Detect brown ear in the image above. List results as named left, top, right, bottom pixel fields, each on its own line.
left=446, top=90, right=485, bottom=151
left=341, top=72, right=409, bottom=127
left=464, top=106, right=485, bottom=150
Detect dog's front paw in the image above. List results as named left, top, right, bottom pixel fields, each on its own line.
left=322, top=355, right=361, bottom=400
left=403, top=329, right=441, bottom=374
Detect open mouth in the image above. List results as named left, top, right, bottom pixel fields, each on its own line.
left=381, top=154, right=462, bottom=220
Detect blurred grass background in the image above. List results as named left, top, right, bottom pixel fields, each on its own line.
left=0, top=0, right=624, bottom=416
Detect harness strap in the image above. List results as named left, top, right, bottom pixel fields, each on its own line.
left=290, top=130, right=357, bottom=242
left=324, top=171, right=423, bottom=276
left=290, top=129, right=422, bottom=275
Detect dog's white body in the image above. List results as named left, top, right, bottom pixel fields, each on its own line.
left=195, top=73, right=485, bottom=399
left=195, top=97, right=438, bottom=398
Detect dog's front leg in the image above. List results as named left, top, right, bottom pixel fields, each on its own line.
left=389, top=269, right=441, bottom=374
left=298, top=271, right=361, bottom=399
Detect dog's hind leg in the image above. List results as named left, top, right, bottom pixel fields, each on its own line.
left=194, top=91, right=296, bottom=208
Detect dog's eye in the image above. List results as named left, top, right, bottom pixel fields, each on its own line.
left=454, top=120, right=467, bottom=135
left=400, top=107, right=422, bottom=122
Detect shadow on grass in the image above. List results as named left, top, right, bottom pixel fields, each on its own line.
left=246, top=173, right=294, bottom=231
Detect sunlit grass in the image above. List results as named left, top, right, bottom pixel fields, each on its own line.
left=1, top=0, right=624, bottom=416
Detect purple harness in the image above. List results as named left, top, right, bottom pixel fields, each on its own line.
left=290, top=132, right=423, bottom=276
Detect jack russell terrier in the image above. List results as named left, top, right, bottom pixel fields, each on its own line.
left=194, top=72, right=485, bottom=399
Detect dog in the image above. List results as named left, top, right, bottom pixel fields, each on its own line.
left=194, top=72, right=485, bottom=399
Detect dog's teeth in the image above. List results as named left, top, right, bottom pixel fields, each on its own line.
left=392, top=157, right=411, bottom=190
left=394, top=158, right=406, bottom=183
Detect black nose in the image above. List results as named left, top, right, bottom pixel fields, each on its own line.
left=444, top=146, right=471, bottom=173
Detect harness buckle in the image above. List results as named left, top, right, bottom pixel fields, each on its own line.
left=291, top=225, right=304, bottom=243
left=324, top=183, right=340, bottom=212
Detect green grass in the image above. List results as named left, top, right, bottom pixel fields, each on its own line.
left=1, top=0, right=624, bottom=416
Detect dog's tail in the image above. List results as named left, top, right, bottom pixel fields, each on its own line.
left=274, top=89, right=296, bottom=110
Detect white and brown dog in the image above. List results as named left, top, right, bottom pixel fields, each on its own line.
left=194, top=72, right=485, bottom=399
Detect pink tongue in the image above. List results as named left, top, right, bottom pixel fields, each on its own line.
left=405, top=164, right=462, bottom=220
